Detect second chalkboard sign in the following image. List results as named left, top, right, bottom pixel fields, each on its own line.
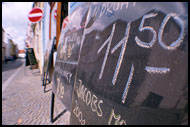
left=26, top=48, right=37, bottom=65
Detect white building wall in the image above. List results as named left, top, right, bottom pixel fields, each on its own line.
left=33, top=3, right=44, bottom=75
left=33, top=21, right=43, bottom=74
left=42, top=2, right=50, bottom=68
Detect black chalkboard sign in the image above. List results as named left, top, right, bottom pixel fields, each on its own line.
left=52, top=2, right=90, bottom=111
left=69, top=2, right=188, bottom=125
left=26, top=48, right=37, bottom=65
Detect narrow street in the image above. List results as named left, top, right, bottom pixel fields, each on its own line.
left=2, top=59, right=70, bottom=125
left=2, top=58, right=24, bottom=85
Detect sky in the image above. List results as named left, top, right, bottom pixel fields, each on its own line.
left=2, top=2, right=33, bottom=50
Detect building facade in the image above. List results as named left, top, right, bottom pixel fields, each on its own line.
left=2, top=28, right=18, bottom=63
left=2, top=28, right=6, bottom=63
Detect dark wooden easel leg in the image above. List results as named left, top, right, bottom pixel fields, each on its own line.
left=50, top=92, right=55, bottom=123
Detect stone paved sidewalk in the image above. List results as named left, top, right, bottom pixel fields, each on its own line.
left=2, top=64, right=70, bottom=125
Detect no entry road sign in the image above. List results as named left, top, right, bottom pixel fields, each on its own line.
left=62, top=16, right=69, bottom=29
left=54, top=9, right=57, bottom=19
left=28, top=7, right=43, bottom=23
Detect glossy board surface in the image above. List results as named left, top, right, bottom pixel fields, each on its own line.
left=70, top=2, right=188, bottom=125
left=53, top=2, right=188, bottom=125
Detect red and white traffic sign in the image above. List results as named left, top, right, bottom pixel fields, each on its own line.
left=62, top=16, right=69, bottom=29
left=28, top=7, right=43, bottom=23
left=54, top=9, right=57, bottom=19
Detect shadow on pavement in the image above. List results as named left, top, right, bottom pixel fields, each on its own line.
left=52, top=109, right=67, bottom=123
left=31, top=69, right=41, bottom=76
left=43, top=80, right=52, bottom=93
left=44, top=88, right=52, bottom=93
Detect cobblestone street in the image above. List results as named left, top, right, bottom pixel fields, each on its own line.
left=2, top=62, right=70, bottom=125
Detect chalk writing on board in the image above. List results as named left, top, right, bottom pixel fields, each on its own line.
left=97, top=23, right=116, bottom=80
left=58, top=32, right=82, bottom=61
left=98, top=2, right=136, bottom=18
left=56, top=59, right=78, bottom=65
left=92, top=2, right=136, bottom=21
left=77, top=79, right=103, bottom=117
left=108, top=109, right=126, bottom=125
left=158, top=13, right=185, bottom=50
left=145, top=66, right=170, bottom=74
left=67, top=44, right=73, bottom=58
left=122, top=64, right=134, bottom=104
left=54, top=62, right=73, bottom=83
left=135, top=13, right=185, bottom=50
left=56, top=76, right=64, bottom=99
left=73, top=100, right=86, bottom=125
left=96, top=12, right=185, bottom=104
left=111, top=22, right=131, bottom=86
left=135, top=13, right=157, bottom=48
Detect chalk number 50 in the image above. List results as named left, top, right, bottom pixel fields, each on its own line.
left=135, top=13, right=185, bottom=50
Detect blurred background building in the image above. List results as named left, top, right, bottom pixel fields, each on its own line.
left=2, top=27, right=18, bottom=63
